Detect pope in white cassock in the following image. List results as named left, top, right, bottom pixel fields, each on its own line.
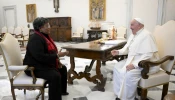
left=111, top=18, right=160, bottom=100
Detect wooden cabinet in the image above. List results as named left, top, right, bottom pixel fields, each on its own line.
left=87, top=30, right=107, bottom=41
left=47, top=17, right=71, bottom=41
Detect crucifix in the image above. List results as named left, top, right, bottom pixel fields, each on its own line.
left=53, top=0, right=59, bottom=13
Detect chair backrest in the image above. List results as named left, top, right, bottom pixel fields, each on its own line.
left=76, top=27, right=84, bottom=37
left=153, top=20, right=175, bottom=72
left=1, top=26, right=7, bottom=33
left=14, top=27, right=22, bottom=35
left=117, top=26, right=126, bottom=38
left=7, top=27, right=14, bottom=34
left=0, top=33, right=23, bottom=79
left=77, top=27, right=83, bottom=34
left=72, top=27, right=84, bottom=37
left=22, top=27, right=29, bottom=36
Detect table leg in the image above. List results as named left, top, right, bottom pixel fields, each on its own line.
left=68, top=56, right=77, bottom=84
left=68, top=58, right=106, bottom=91
left=84, top=60, right=95, bottom=73
left=91, top=60, right=106, bottom=92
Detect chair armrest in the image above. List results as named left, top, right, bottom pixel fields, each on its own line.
left=138, top=55, right=174, bottom=79
left=25, top=66, right=37, bottom=84
left=8, top=65, right=28, bottom=71
left=113, top=55, right=128, bottom=61
left=15, top=34, right=23, bottom=38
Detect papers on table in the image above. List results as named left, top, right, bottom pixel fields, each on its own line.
left=104, top=39, right=127, bottom=45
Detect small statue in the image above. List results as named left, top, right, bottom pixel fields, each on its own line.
left=54, top=0, right=59, bottom=13
left=111, top=26, right=117, bottom=40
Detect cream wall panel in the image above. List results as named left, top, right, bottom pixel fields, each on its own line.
left=164, top=0, right=175, bottom=23
left=132, top=0, right=158, bottom=32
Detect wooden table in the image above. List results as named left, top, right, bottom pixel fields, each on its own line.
left=62, top=41, right=126, bottom=91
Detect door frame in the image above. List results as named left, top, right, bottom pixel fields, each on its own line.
left=3, top=5, right=17, bottom=27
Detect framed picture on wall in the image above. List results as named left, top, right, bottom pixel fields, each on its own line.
left=26, top=4, right=37, bottom=23
left=89, top=0, right=106, bottom=21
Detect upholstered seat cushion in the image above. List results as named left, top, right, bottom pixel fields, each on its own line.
left=139, top=70, right=170, bottom=88
left=13, top=71, right=45, bottom=86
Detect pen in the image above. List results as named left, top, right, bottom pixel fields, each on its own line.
left=59, top=49, right=62, bottom=52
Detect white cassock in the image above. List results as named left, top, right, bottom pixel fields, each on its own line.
left=113, top=28, right=160, bottom=100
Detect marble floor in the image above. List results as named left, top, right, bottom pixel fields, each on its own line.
left=0, top=42, right=175, bottom=100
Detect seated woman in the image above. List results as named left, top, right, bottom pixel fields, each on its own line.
left=23, top=17, right=69, bottom=100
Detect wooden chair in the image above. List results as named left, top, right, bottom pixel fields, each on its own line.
left=72, top=26, right=84, bottom=42
left=0, top=33, right=46, bottom=100
left=116, top=26, right=127, bottom=39
left=7, top=26, right=15, bottom=36
left=14, top=27, right=24, bottom=46
left=137, top=20, right=175, bottom=100
left=21, top=27, right=29, bottom=46
left=0, top=26, right=7, bottom=39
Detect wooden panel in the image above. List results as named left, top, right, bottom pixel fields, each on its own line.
left=50, top=28, right=57, bottom=41
left=57, top=28, right=71, bottom=41
left=58, top=17, right=71, bottom=27
left=47, top=17, right=71, bottom=41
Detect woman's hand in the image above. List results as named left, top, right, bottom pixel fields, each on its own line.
left=58, top=51, right=69, bottom=57
left=111, top=50, right=119, bottom=56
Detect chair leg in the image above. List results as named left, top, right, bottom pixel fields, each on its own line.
left=11, top=87, right=16, bottom=100
left=22, top=41, right=24, bottom=47
left=36, top=87, right=45, bottom=100
left=41, top=87, right=45, bottom=100
left=36, top=91, right=41, bottom=100
left=137, top=87, right=141, bottom=96
left=161, top=83, right=169, bottom=100
left=141, top=89, right=148, bottom=100
left=24, top=89, right=26, bottom=94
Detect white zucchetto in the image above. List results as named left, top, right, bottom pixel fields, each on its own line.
left=134, top=18, right=144, bottom=25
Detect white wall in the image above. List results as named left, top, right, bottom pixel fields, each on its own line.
left=164, top=0, right=175, bottom=23
left=0, top=0, right=175, bottom=39
left=132, top=0, right=159, bottom=32
left=0, top=0, right=127, bottom=39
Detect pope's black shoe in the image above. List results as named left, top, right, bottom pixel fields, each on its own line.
left=116, top=97, right=120, bottom=100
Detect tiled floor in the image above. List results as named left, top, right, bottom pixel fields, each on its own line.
left=0, top=42, right=175, bottom=100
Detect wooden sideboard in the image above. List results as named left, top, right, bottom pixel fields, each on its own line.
left=47, top=17, right=71, bottom=42
left=87, top=30, right=107, bottom=41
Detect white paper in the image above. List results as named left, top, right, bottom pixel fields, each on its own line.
left=104, top=39, right=127, bottom=45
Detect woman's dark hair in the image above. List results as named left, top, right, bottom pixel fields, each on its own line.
left=33, top=17, right=49, bottom=31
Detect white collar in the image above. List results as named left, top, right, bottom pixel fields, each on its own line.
left=135, top=28, right=144, bottom=37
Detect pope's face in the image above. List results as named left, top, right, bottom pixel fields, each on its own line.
left=130, top=20, right=141, bottom=35
left=40, top=23, right=50, bottom=34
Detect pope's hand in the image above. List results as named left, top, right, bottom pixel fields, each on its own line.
left=126, top=64, right=135, bottom=71
left=111, top=50, right=119, bottom=56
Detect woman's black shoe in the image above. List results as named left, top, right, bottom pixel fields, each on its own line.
left=62, top=92, right=69, bottom=96
left=116, top=97, right=120, bottom=100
